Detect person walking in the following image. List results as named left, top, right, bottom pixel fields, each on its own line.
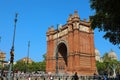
left=72, top=72, right=79, bottom=80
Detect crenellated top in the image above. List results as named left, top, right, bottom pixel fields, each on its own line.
left=48, top=26, right=54, bottom=32
left=46, top=10, right=93, bottom=40
left=67, top=14, right=73, bottom=24
left=67, top=10, right=90, bottom=26
left=72, top=10, right=80, bottom=22
left=67, top=11, right=80, bottom=24
left=46, top=26, right=55, bottom=36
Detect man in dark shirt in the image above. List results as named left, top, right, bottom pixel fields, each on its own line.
left=72, top=72, right=79, bottom=80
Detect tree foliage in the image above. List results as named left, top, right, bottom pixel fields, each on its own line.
left=90, top=0, right=120, bottom=46
left=13, top=54, right=46, bottom=72
left=102, top=53, right=111, bottom=62
left=0, top=64, right=2, bottom=69
left=42, top=53, right=46, bottom=61
left=14, top=61, right=27, bottom=72
left=96, top=53, right=120, bottom=75
left=96, top=60, right=120, bottom=75
left=14, top=61, right=46, bottom=72
left=96, top=61, right=106, bottom=75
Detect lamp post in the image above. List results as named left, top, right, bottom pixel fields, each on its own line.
left=56, top=48, right=58, bottom=74
left=56, top=24, right=59, bottom=74
left=27, top=41, right=30, bottom=72
left=7, top=13, right=18, bottom=80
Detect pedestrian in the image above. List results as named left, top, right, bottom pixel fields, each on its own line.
left=28, top=75, right=31, bottom=80
left=72, top=72, right=79, bottom=80
left=49, top=75, right=53, bottom=80
left=35, top=77, right=37, bottom=80
left=93, top=73, right=97, bottom=79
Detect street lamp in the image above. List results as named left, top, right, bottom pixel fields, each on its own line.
left=10, top=13, right=18, bottom=63
left=56, top=24, right=59, bottom=74
left=56, top=47, right=58, bottom=74
left=7, top=13, right=18, bottom=80
left=27, top=41, right=30, bottom=72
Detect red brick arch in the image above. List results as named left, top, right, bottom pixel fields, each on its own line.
left=46, top=11, right=96, bottom=75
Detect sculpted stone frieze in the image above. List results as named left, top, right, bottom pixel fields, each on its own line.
left=79, top=25, right=89, bottom=32
left=53, top=29, right=68, bottom=39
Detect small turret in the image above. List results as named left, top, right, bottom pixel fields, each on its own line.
left=48, top=26, right=54, bottom=32
left=83, top=18, right=87, bottom=22
left=72, top=10, right=80, bottom=22
left=67, top=14, right=73, bottom=25
left=58, top=24, right=62, bottom=31
left=46, top=26, right=55, bottom=36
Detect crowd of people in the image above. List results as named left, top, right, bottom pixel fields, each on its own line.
left=0, top=70, right=120, bottom=80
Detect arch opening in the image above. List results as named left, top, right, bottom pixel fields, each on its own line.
left=56, top=42, right=67, bottom=73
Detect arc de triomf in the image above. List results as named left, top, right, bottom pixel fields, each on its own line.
left=46, top=11, right=96, bottom=75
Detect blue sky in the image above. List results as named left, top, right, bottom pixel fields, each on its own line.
left=0, top=0, right=119, bottom=62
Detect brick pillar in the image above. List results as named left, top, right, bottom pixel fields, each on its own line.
left=73, top=22, right=80, bottom=71
left=74, top=54, right=80, bottom=71
left=90, top=33, right=96, bottom=73
left=46, top=38, right=50, bottom=72
left=68, top=24, right=74, bottom=72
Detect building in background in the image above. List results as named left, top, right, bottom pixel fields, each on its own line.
left=95, top=49, right=118, bottom=62
left=0, top=51, right=6, bottom=67
left=95, top=48, right=103, bottom=62
left=108, top=50, right=117, bottom=60
left=17, top=57, right=34, bottom=64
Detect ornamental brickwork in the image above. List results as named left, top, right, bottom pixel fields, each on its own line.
left=46, top=11, right=96, bottom=75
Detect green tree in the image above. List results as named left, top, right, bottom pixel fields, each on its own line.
left=96, top=61, right=106, bottom=75
left=43, top=53, right=46, bottom=61
left=0, top=64, right=2, bottom=69
left=102, top=53, right=111, bottom=62
left=28, top=62, right=40, bottom=72
left=90, top=0, right=120, bottom=46
left=108, top=60, right=119, bottom=75
left=40, top=61, right=46, bottom=71
left=96, top=53, right=120, bottom=75
left=28, top=62, right=46, bottom=72
left=40, top=53, right=46, bottom=71
left=13, top=54, right=46, bottom=72
left=14, top=61, right=46, bottom=72
left=14, top=61, right=27, bottom=72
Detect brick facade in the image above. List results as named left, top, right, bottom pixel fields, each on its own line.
left=46, top=11, right=96, bottom=75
